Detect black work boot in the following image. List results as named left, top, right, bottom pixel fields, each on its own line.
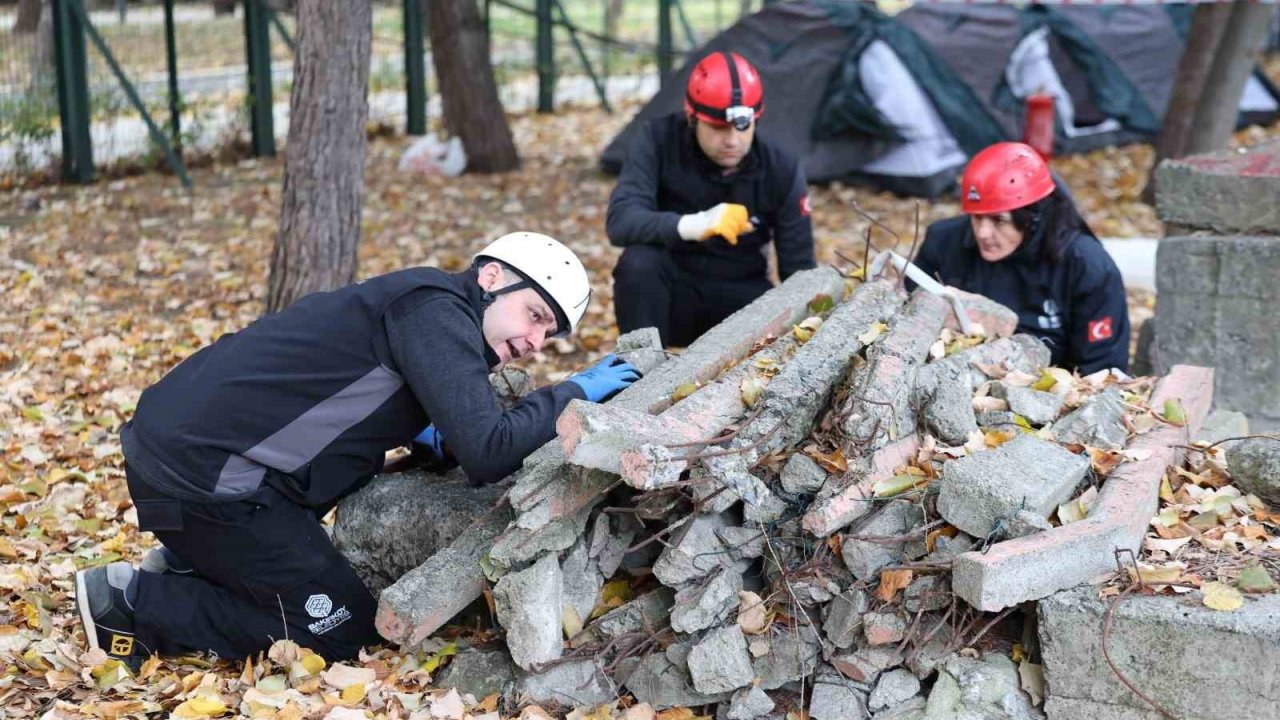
left=74, top=562, right=151, bottom=672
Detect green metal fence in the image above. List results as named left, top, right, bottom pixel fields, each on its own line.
left=0, top=0, right=760, bottom=186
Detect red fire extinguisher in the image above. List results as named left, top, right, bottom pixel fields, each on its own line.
left=1023, top=92, right=1055, bottom=161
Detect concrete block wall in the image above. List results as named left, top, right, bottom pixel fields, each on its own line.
left=1152, top=139, right=1280, bottom=430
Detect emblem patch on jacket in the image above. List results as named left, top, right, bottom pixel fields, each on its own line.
left=1087, top=317, right=1114, bottom=343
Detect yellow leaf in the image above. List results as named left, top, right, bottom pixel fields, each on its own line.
left=857, top=322, right=886, bottom=345
left=1202, top=582, right=1244, bottom=612
left=984, top=429, right=1017, bottom=448
left=656, top=709, right=695, bottom=720
left=601, top=579, right=632, bottom=605
left=1161, top=399, right=1187, bottom=426
left=98, top=531, right=127, bottom=554
left=1031, top=371, right=1058, bottom=392
left=421, top=641, right=457, bottom=674
left=1013, top=415, right=1033, bottom=432
left=562, top=605, right=584, bottom=639
left=740, top=377, right=766, bottom=408
left=671, top=383, right=698, bottom=403
left=1159, top=475, right=1175, bottom=503
left=872, top=474, right=925, bottom=498
left=1126, top=564, right=1184, bottom=585
left=173, top=694, right=229, bottom=718
left=792, top=316, right=822, bottom=343
left=808, top=294, right=835, bottom=314
left=300, top=653, right=325, bottom=675
left=340, top=683, right=366, bottom=704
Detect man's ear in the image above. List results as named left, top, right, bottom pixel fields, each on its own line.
left=476, top=261, right=504, bottom=291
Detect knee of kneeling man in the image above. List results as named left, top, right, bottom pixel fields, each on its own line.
left=613, top=245, right=667, bottom=282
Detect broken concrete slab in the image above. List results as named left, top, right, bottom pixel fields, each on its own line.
left=830, top=645, right=902, bottom=685
left=334, top=469, right=507, bottom=594
left=863, top=610, right=908, bottom=646
left=716, top=526, right=766, bottom=560
left=654, top=512, right=747, bottom=587
left=688, top=625, right=755, bottom=694
left=947, top=288, right=1019, bottom=339
left=840, top=291, right=951, bottom=451
left=928, top=654, right=1043, bottom=720
left=621, top=653, right=732, bottom=710
left=488, top=501, right=594, bottom=569
left=671, top=567, right=743, bottom=634
left=376, top=503, right=515, bottom=648
left=915, top=372, right=978, bottom=446
left=492, top=553, right=563, bottom=670
left=1052, top=388, right=1128, bottom=450
left=993, top=383, right=1064, bottom=426
left=937, top=434, right=1089, bottom=538
left=589, top=511, right=639, bottom=579
left=560, top=534, right=604, bottom=628
left=696, top=280, right=906, bottom=505
left=1226, top=436, right=1280, bottom=506
left=869, top=669, right=921, bottom=712
left=728, top=685, right=776, bottom=720
left=841, top=500, right=927, bottom=581
left=952, top=365, right=1214, bottom=611
left=781, top=453, right=828, bottom=495
left=1040, top=585, right=1280, bottom=720
left=809, top=672, right=870, bottom=720
left=823, top=588, right=871, bottom=649
left=869, top=696, right=925, bottom=720
left=902, top=576, right=948, bottom=613
left=803, top=435, right=921, bottom=538
left=1196, top=408, right=1249, bottom=446
left=753, top=625, right=823, bottom=690
left=516, top=658, right=615, bottom=708
left=436, top=647, right=516, bottom=700
left=915, top=334, right=1051, bottom=395
left=588, top=587, right=675, bottom=641
left=1154, top=138, right=1280, bottom=235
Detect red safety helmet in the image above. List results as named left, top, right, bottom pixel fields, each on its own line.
left=685, top=52, right=764, bottom=131
left=960, top=142, right=1056, bottom=215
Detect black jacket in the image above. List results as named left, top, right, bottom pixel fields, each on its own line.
left=122, top=268, right=584, bottom=506
left=913, top=216, right=1130, bottom=374
left=606, top=112, right=816, bottom=282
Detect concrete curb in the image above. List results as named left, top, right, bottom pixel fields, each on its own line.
left=951, top=365, right=1215, bottom=611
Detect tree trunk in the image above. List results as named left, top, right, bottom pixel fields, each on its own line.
left=266, top=1, right=372, bottom=314
left=427, top=0, right=520, bottom=172
left=1185, top=1, right=1274, bottom=156
left=29, top=1, right=55, bottom=94
left=605, top=0, right=625, bottom=40
left=13, top=0, right=43, bottom=34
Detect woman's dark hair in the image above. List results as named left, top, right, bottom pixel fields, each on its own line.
left=1010, top=189, right=1094, bottom=263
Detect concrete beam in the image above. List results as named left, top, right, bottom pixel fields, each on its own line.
left=1154, top=139, right=1280, bottom=235
left=951, top=365, right=1214, bottom=611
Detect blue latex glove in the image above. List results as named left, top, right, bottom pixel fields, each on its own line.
left=568, top=354, right=641, bottom=403
left=413, top=424, right=446, bottom=460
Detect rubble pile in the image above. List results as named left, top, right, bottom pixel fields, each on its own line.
left=335, top=267, right=1216, bottom=719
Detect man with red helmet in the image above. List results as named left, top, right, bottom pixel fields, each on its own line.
left=607, top=51, right=816, bottom=346
left=914, top=142, right=1129, bottom=373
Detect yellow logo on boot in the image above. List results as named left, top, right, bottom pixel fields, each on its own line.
left=110, top=634, right=134, bottom=656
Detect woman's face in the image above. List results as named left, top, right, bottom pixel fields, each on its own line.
left=969, top=212, right=1025, bottom=262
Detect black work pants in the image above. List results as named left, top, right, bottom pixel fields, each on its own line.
left=612, top=245, right=772, bottom=347
left=127, top=466, right=380, bottom=661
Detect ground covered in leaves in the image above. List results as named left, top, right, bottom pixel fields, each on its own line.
left=2, top=100, right=1280, bottom=718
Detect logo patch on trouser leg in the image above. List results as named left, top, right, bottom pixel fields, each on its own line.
left=110, top=634, right=134, bottom=656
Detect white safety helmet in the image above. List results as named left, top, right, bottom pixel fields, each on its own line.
left=474, top=231, right=592, bottom=337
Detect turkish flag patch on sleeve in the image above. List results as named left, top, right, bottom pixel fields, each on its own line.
left=799, top=194, right=812, bottom=217
left=1087, top=317, right=1113, bottom=343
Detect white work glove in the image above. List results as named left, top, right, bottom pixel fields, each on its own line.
left=676, top=202, right=753, bottom=246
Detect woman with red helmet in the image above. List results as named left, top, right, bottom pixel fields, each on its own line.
left=913, top=142, right=1130, bottom=374
left=607, top=51, right=816, bottom=347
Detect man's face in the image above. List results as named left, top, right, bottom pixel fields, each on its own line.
left=969, top=212, right=1025, bottom=263
left=477, top=263, right=559, bottom=368
left=694, top=118, right=755, bottom=169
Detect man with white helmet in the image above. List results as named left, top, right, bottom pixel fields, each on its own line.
left=74, top=232, right=639, bottom=670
